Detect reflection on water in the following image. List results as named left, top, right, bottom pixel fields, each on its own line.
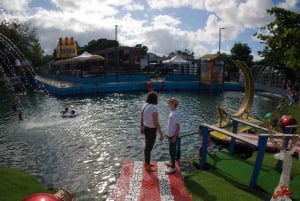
left=0, top=91, right=281, bottom=200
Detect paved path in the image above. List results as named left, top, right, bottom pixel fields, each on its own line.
left=107, top=161, right=193, bottom=201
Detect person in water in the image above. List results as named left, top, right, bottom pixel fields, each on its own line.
left=62, top=107, right=69, bottom=115
left=11, top=102, right=17, bottom=112
left=18, top=110, right=23, bottom=121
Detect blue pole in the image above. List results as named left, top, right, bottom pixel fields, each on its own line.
left=249, top=135, right=268, bottom=188
left=200, top=126, right=209, bottom=170
left=229, top=119, right=239, bottom=154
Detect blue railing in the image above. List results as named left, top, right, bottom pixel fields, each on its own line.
left=175, top=131, right=201, bottom=161
left=200, top=119, right=297, bottom=188
left=177, top=118, right=298, bottom=188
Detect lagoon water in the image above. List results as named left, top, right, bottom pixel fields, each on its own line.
left=0, top=90, right=282, bottom=200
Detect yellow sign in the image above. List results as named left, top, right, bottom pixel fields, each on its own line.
left=56, top=37, right=77, bottom=58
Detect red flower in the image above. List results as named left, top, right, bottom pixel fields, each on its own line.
left=272, top=186, right=292, bottom=199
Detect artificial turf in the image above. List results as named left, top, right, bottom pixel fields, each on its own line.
left=191, top=151, right=300, bottom=201
left=184, top=169, right=270, bottom=201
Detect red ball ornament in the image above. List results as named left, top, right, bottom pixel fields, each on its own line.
left=23, top=193, right=61, bottom=201
left=280, top=115, right=298, bottom=133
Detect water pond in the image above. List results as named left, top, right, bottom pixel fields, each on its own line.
left=0, top=90, right=282, bottom=200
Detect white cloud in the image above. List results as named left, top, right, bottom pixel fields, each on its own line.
left=123, top=2, right=144, bottom=11
left=51, top=0, right=119, bottom=17
left=152, top=15, right=181, bottom=28
left=147, top=0, right=205, bottom=9
left=116, top=13, right=147, bottom=42
left=0, top=0, right=299, bottom=59
left=237, top=0, right=274, bottom=28
left=277, top=0, right=300, bottom=11
left=0, top=0, right=29, bottom=12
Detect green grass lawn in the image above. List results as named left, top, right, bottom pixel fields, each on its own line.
left=0, top=166, right=52, bottom=201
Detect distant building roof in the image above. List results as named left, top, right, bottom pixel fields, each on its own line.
left=200, top=53, right=220, bottom=60
left=162, top=55, right=188, bottom=64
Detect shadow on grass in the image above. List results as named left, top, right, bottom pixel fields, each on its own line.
left=184, top=171, right=217, bottom=201
left=185, top=168, right=270, bottom=201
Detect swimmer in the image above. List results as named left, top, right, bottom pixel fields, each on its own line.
left=62, top=107, right=69, bottom=115
left=11, top=102, right=17, bottom=112
left=18, top=110, right=23, bottom=121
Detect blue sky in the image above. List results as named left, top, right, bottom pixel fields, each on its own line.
left=0, top=0, right=299, bottom=60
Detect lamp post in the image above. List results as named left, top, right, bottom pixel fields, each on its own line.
left=115, top=25, right=118, bottom=42
left=115, top=25, right=119, bottom=81
left=218, top=27, right=225, bottom=96
left=218, top=27, right=225, bottom=54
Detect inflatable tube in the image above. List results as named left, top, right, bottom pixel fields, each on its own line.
left=62, top=110, right=79, bottom=118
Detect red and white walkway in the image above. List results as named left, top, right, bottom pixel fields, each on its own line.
left=107, top=161, right=193, bottom=201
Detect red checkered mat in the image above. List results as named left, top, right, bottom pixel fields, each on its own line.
left=107, top=161, right=193, bottom=201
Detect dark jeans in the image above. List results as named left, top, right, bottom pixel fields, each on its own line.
left=168, top=137, right=176, bottom=168
left=144, top=126, right=157, bottom=165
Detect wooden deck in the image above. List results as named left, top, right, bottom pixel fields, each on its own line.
left=107, top=161, right=193, bottom=201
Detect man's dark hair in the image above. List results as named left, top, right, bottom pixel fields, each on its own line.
left=146, top=91, right=158, bottom=105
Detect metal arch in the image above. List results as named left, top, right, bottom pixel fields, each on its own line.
left=231, top=60, right=254, bottom=119
left=217, top=60, right=254, bottom=123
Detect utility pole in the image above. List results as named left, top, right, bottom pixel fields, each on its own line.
left=218, top=28, right=225, bottom=54
left=115, top=25, right=119, bottom=81
left=115, top=25, right=118, bottom=42
left=218, top=27, right=225, bottom=96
